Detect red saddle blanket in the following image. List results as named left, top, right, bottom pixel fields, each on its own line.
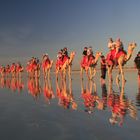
left=106, top=49, right=126, bottom=65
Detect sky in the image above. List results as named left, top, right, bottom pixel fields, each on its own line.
left=0, top=0, right=140, bottom=69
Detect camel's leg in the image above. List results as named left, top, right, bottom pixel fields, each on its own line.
left=92, top=68, right=96, bottom=79
left=80, top=77, right=84, bottom=93
left=91, top=80, right=97, bottom=93
left=116, top=69, right=121, bottom=87
left=89, top=67, right=92, bottom=80
left=68, top=65, right=71, bottom=79
left=118, top=63, right=125, bottom=84
left=107, top=66, right=113, bottom=83
left=108, top=79, right=113, bottom=95
left=63, top=68, right=66, bottom=80
left=56, top=69, right=59, bottom=81
left=80, top=67, right=84, bottom=79
left=86, top=69, right=90, bottom=80
left=44, top=69, right=46, bottom=79
left=48, top=69, right=51, bottom=80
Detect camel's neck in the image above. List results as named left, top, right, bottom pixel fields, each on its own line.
left=50, top=60, right=53, bottom=68
left=69, top=53, right=75, bottom=64
left=95, top=54, right=100, bottom=63
left=126, top=46, right=135, bottom=61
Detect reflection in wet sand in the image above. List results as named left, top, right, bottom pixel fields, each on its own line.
left=27, top=78, right=41, bottom=100
left=101, top=83, right=107, bottom=110
left=0, top=77, right=24, bottom=92
left=81, top=79, right=104, bottom=114
left=107, top=81, right=137, bottom=126
left=0, top=75, right=138, bottom=126
left=56, top=78, right=77, bottom=110
left=43, top=77, right=55, bottom=104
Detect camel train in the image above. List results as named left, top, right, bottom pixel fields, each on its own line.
left=0, top=39, right=137, bottom=85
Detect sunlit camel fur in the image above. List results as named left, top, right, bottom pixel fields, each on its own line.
left=42, top=60, right=53, bottom=79
left=80, top=52, right=102, bottom=80
left=56, top=51, right=75, bottom=80
left=106, top=42, right=136, bottom=84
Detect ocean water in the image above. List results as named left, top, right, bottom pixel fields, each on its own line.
left=0, top=70, right=140, bottom=140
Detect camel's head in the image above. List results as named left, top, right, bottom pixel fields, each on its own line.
left=70, top=51, right=76, bottom=57
left=129, top=42, right=137, bottom=50
left=96, top=52, right=102, bottom=57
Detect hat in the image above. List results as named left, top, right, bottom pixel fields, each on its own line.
left=138, top=51, right=140, bottom=54
left=63, top=47, right=67, bottom=50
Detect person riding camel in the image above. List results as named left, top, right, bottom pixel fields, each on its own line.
left=56, top=50, right=63, bottom=70
left=63, top=47, right=69, bottom=57
left=87, top=47, right=96, bottom=67
left=42, top=54, right=51, bottom=69
left=107, top=37, right=125, bottom=66
left=83, top=47, right=88, bottom=56
left=81, top=47, right=88, bottom=68
left=62, top=47, right=69, bottom=63
left=115, top=38, right=124, bottom=58
left=108, top=38, right=116, bottom=51
left=107, top=38, right=116, bottom=61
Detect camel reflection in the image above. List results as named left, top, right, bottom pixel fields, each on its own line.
left=0, top=77, right=6, bottom=88
left=11, top=77, right=24, bottom=92
left=27, top=78, right=41, bottom=100
left=108, top=81, right=137, bottom=126
left=56, top=78, right=77, bottom=110
left=43, top=77, right=55, bottom=104
left=0, top=77, right=24, bottom=92
left=81, top=79, right=104, bottom=114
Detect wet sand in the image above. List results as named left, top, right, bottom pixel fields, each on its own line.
left=0, top=70, right=140, bottom=140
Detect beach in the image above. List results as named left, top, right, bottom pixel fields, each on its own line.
left=0, top=70, right=139, bottom=140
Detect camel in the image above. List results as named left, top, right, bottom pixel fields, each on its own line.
left=42, top=60, right=53, bottom=79
left=56, top=51, right=76, bottom=80
left=80, top=52, right=102, bottom=80
left=106, top=42, right=136, bottom=84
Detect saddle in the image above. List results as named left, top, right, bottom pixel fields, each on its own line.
left=106, top=49, right=126, bottom=66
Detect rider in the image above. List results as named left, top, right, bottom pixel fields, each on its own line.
left=63, top=47, right=69, bottom=57
left=82, top=47, right=88, bottom=56
left=115, top=38, right=124, bottom=58
left=81, top=47, right=88, bottom=68
left=56, top=50, right=63, bottom=69
left=107, top=38, right=116, bottom=62
left=60, top=47, right=69, bottom=64
left=87, top=46, right=95, bottom=67
left=108, top=38, right=116, bottom=51
left=42, top=54, right=51, bottom=68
